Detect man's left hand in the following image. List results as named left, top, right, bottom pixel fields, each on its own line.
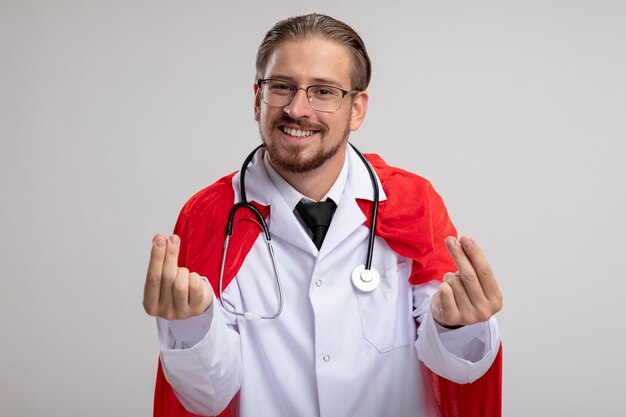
left=430, top=236, right=502, bottom=328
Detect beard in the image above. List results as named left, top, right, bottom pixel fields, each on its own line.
left=260, top=115, right=350, bottom=174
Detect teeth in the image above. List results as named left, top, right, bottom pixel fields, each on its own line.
left=282, top=127, right=314, bottom=138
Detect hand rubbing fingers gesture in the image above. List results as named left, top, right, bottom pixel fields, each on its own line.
left=143, top=234, right=213, bottom=320
left=430, top=236, right=502, bottom=328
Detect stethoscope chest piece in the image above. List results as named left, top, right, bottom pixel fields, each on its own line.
left=351, top=264, right=381, bottom=293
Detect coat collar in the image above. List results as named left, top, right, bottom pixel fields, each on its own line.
left=231, top=144, right=387, bottom=257
left=231, top=144, right=387, bottom=206
left=345, top=144, right=387, bottom=203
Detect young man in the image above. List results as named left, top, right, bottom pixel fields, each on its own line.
left=144, top=13, right=503, bottom=417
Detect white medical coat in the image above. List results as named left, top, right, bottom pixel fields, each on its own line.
left=158, top=147, right=501, bottom=417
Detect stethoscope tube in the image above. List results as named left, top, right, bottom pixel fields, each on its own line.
left=348, top=143, right=378, bottom=271
left=218, top=143, right=381, bottom=321
left=219, top=144, right=283, bottom=320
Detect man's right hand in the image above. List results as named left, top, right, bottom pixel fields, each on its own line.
left=143, top=234, right=213, bottom=320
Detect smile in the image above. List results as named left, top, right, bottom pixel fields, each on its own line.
left=281, top=126, right=316, bottom=138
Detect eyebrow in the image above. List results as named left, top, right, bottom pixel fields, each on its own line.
left=267, top=74, right=346, bottom=88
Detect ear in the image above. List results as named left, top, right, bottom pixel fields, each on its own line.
left=253, top=83, right=261, bottom=122
left=349, top=91, right=369, bottom=131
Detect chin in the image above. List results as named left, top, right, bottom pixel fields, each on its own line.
left=267, top=145, right=327, bottom=173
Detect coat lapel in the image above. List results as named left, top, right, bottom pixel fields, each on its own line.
left=231, top=145, right=388, bottom=259
left=318, top=147, right=388, bottom=261
left=232, top=147, right=314, bottom=254
left=267, top=185, right=316, bottom=254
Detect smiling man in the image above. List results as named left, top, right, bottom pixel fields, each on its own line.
left=144, top=13, right=502, bottom=417
left=255, top=38, right=363, bottom=186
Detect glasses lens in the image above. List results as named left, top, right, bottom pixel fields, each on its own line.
left=308, top=86, right=343, bottom=112
left=261, top=81, right=295, bottom=107
left=259, top=80, right=348, bottom=112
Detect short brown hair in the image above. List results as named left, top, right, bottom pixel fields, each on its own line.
left=255, top=13, right=372, bottom=91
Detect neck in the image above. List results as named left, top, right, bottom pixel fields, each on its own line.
left=270, top=149, right=346, bottom=202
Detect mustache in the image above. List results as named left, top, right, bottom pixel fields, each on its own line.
left=271, top=116, right=328, bottom=134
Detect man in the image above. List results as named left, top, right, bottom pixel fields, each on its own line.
left=144, top=13, right=502, bottom=417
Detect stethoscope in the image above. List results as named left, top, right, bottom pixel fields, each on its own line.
left=219, top=143, right=381, bottom=321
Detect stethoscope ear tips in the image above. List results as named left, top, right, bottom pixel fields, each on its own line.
left=351, top=264, right=380, bottom=293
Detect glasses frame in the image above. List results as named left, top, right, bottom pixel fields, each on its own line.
left=257, top=78, right=359, bottom=113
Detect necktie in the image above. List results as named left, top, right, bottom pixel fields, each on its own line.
left=296, top=199, right=337, bottom=250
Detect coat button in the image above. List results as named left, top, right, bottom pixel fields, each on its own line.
left=323, top=354, right=331, bottom=362
left=315, top=280, right=322, bottom=287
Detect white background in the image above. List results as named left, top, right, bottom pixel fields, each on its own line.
left=1, top=1, right=625, bottom=416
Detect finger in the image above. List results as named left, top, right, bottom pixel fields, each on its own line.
left=435, top=281, right=461, bottom=327
left=144, top=234, right=166, bottom=315
left=458, top=236, right=501, bottom=301
left=188, top=273, right=204, bottom=307
left=429, top=291, right=443, bottom=324
left=162, top=234, right=181, bottom=278
left=172, top=267, right=190, bottom=317
left=443, top=272, right=473, bottom=315
left=160, top=235, right=180, bottom=305
left=189, top=273, right=212, bottom=314
left=445, top=236, right=487, bottom=303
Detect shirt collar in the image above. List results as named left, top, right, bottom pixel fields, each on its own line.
left=263, top=150, right=350, bottom=211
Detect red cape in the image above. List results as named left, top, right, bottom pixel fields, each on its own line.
left=153, top=154, right=502, bottom=417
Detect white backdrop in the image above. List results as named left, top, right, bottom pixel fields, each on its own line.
left=1, top=1, right=625, bottom=416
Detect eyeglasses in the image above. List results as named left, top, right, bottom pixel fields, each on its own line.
left=257, top=79, right=359, bottom=113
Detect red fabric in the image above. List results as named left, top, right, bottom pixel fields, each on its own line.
left=153, top=155, right=502, bottom=417
left=355, top=154, right=459, bottom=286
left=426, top=347, right=503, bottom=417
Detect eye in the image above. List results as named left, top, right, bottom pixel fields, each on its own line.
left=310, top=86, right=341, bottom=101
left=267, top=81, right=295, bottom=95
left=313, top=87, right=334, bottom=95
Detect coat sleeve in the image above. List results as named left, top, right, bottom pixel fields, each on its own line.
left=153, top=173, right=269, bottom=417
left=157, top=298, right=242, bottom=416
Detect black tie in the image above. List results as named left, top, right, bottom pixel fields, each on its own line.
left=296, top=199, right=337, bottom=250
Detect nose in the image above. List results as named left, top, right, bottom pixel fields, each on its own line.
left=285, top=88, right=313, bottom=119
